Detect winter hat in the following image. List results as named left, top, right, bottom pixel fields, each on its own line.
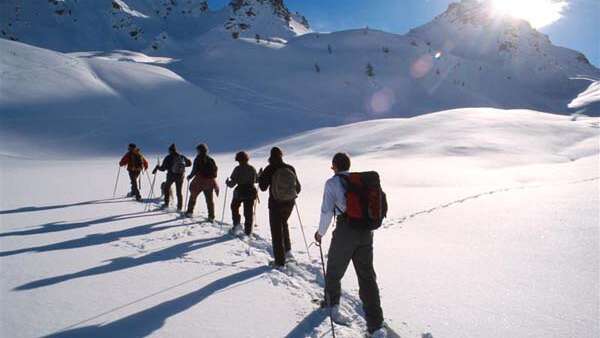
left=168, top=144, right=177, bottom=152
left=196, top=143, right=208, bottom=154
left=270, top=147, right=283, bottom=158
left=235, top=151, right=249, bottom=163
left=128, top=143, right=136, bottom=149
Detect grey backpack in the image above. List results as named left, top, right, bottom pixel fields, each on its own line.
left=171, top=155, right=186, bottom=175
left=270, top=167, right=298, bottom=202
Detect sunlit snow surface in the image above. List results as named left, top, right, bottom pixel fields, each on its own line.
left=1, top=109, right=598, bottom=338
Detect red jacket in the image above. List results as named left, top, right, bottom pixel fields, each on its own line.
left=119, top=150, right=149, bottom=172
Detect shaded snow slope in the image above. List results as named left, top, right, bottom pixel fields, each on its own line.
left=0, top=39, right=318, bottom=156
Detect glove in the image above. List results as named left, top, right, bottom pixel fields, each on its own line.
left=152, top=167, right=158, bottom=174
left=314, top=231, right=322, bottom=244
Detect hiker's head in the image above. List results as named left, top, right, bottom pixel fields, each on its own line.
left=128, top=143, right=136, bottom=151
left=196, top=143, right=208, bottom=156
left=269, top=147, right=283, bottom=164
left=332, top=152, right=350, bottom=173
left=235, top=151, right=249, bottom=164
left=168, top=144, right=177, bottom=154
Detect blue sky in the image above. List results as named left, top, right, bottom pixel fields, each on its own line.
left=211, top=0, right=599, bottom=67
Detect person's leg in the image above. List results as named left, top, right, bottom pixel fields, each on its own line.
left=186, top=188, right=200, bottom=214
left=231, top=198, right=242, bottom=225
left=131, top=171, right=141, bottom=199
left=175, top=176, right=184, bottom=211
left=280, top=202, right=294, bottom=252
left=163, top=176, right=175, bottom=207
left=203, top=188, right=215, bottom=220
left=243, top=199, right=254, bottom=235
left=269, top=206, right=285, bottom=266
left=325, top=223, right=356, bottom=306
left=352, top=233, right=384, bottom=333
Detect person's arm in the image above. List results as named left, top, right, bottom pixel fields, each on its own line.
left=258, top=165, right=272, bottom=191
left=155, top=155, right=169, bottom=172
left=187, top=157, right=199, bottom=179
left=142, top=156, right=149, bottom=170
left=226, top=167, right=238, bottom=188
left=292, top=166, right=301, bottom=194
left=119, top=153, right=128, bottom=167
left=317, top=179, right=336, bottom=237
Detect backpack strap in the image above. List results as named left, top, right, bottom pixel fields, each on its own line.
left=333, top=174, right=349, bottom=216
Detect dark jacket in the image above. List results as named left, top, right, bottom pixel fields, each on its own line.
left=227, top=163, right=258, bottom=200
left=189, top=155, right=217, bottom=179
left=258, top=157, right=301, bottom=207
left=156, top=152, right=192, bottom=177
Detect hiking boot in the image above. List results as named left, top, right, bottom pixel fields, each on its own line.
left=369, top=327, right=387, bottom=338
left=232, top=224, right=243, bottom=236
left=184, top=211, right=193, bottom=218
left=160, top=204, right=168, bottom=210
left=330, top=305, right=352, bottom=326
left=135, top=195, right=142, bottom=202
left=126, top=192, right=134, bottom=198
left=285, top=251, right=296, bottom=262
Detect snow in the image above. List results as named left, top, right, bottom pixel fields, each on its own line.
left=1, top=108, right=599, bottom=337
left=568, top=79, right=600, bottom=112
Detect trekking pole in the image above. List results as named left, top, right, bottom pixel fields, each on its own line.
left=316, top=241, right=336, bottom=338
left=294, top=203, right=311, bottom=260
left=112, top=166, right=121, bottom=198
left=183, top=178, right=190, bottom=214
left=220, top=185, right=229, bottom=230
left=253, top=198, right=258, bottom=228
left=145, top=170, right=157, bottom=212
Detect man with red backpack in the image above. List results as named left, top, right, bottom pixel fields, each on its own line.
left=258, top=147, right=301, bottom=268
left=314, top=152, right=387, bottom=338
left=119, top=143, right=149, bottom=201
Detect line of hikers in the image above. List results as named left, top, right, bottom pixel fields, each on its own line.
left=119, top=143, right=389, bottom=338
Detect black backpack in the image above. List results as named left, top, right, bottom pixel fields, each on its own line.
left=200, top=157, right=218, bottom=178
left=171, top=154, right=186, bottom=174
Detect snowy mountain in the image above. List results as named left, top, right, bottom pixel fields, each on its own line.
left=0, top=0, right=309, bottom=52
left=0, top=0, right=599, bottom=155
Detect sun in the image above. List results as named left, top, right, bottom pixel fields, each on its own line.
left=490, top=0, right=568, bottom=28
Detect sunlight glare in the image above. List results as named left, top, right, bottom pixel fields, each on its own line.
left=490, top=0, right=568, bottom=28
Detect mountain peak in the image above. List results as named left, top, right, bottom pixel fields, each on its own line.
left=225, top=0, right=309, bottom=40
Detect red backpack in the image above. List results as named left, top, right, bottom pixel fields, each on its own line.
left=338, top=171, right=388, bottom=230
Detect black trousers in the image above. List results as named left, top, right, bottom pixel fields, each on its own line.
left=325, top=217, right=384, bottom=333
left=128, top=170, right=141, bottom=199
left=269, top=201, right=294, bottom=266
left=163, top=174, right=184, bottom=210
left=187, top=188, right=215, bottom=219
left=231, top=198, right=254, bottom=235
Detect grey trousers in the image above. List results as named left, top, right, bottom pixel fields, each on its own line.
left=325, top=216, right=384, bottom=333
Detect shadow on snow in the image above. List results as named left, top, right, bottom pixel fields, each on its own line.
left=43, top=266, right=270, bottom=338
left=15, top=235, right=234, bottom=290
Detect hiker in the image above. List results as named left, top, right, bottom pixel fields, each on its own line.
left=119, top=143, right=149, bottom=201
left=152, top=144, right=191, bottom=211
left=314, top=153, right=387, bottom=338
left=185, top=144, right=219, bottom=220
left=258, top=147, right=301, bottom=268
left=226, top=151, right=258, bottom=236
